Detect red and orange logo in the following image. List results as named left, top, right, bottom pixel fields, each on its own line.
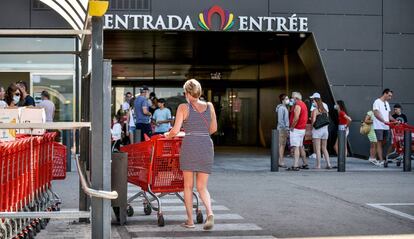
left=198, top=5, right=234, bottom=31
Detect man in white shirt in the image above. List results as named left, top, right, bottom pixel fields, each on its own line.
left=37, top=91, right=55, bottom=122
left=373, top=89, right=395, bottom=166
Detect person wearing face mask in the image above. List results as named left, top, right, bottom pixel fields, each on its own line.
left=275, top=94, right=290, bottom=168
left=134, top=85, right=152, bottom=141
left=310, top=93, right=329, bottom=113
left=0, top=86, right=7, bottom=108
left=16, top=81, right=35, bottom=107
left=5, top=83, right=23, bottom=107
left=287, top=92, right=308, bottom=171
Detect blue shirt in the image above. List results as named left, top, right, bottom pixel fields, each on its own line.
left=134, top=95, right=150, bottom=124
left=152, top=108, right=171, bottom=133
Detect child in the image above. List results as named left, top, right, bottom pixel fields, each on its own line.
left=111, top=115, right=122, bottom=152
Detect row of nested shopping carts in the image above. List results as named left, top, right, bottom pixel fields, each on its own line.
left=121, top=134, right=204, bottom=227
left=0, top=132, right=67, bottom=239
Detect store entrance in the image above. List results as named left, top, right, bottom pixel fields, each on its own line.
left=106, top=30, right=333, bottom=147
left=205, top=87, right=257, bottom=146
left=111, top=84, right=258, bottom=146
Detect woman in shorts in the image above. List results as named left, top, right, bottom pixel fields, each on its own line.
left=311, top=97, right=331, bottom=169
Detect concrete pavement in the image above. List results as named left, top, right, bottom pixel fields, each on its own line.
left=36, top=147, right=414, bottom=238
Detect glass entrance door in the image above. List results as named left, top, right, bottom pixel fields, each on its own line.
left=207, top=88, right=257, bottom=146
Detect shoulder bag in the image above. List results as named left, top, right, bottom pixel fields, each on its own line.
left=313, top=112, right=330, bottom=129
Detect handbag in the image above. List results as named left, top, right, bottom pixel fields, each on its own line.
left=313, top=112, right=330, bottom=129
left=360, top=122, right=371, bottom=135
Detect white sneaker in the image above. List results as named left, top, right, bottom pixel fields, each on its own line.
left=368, top=158, right=378, bottom=165
left=376, top=161, right=384, bottom=167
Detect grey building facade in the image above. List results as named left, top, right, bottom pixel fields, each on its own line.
left=1, top=0, right=413, bottom=156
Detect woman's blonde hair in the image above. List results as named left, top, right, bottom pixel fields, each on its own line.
left=183, top=79, right=202, bottom=98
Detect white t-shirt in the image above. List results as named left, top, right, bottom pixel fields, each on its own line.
left=37, top=99, right=55, bottom=122
left=0, top=100, right=6, bottom=108
left=122, top=101, right=130, bottom=111
left=129, top=109, right=135, bottom=126
left=373, top=98, right=390, bottom=130
left=111, top=123, right=122, bottom=141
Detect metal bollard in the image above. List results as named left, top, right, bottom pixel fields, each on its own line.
left=271, top=129, right=279, bottom=172
left=337, top=129, right=346, bottom=172
left=111, top=152, right=128, bottom=225
left=403, top=129, right=412, bottom=172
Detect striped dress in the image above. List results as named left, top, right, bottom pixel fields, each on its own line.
left=180, top=103, right=214, bottom=174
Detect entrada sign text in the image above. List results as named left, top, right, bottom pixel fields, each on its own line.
left=104, top=5, right=308, bottom=32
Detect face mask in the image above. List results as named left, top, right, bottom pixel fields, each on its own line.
left=334, top=105, right=339, bottom=110
left=312, top=102, right=317, bottom=107
left=289, top=99, right=295, bottom=106
left=13, top=95, right=20, bottom=104
left=283, top=99, right=290, bottom=105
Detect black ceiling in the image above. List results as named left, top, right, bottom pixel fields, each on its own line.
left=103, top=30, right=309, bottom=80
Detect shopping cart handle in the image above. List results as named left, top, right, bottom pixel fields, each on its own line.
left=176, top=131, right=186, bottom=137
left=75, top=155, right=118, bottom=200
left=0, top=122, right=91, bottom=130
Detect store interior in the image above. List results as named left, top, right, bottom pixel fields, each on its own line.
left=104, top=30, right=333, bottom=147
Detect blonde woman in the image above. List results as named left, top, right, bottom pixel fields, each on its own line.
left=165, top=79, right=217, bottom=230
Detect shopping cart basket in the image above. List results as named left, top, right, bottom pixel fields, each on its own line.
left=121, top=134, right=203, bottom=227
left=386, top=122, right=414, bottom=167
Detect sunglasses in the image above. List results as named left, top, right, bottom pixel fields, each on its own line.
left=384, top=102, right=387, bottom=111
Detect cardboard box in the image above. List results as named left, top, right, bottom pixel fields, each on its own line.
left=19, top=107, right=46, bottom=135
left=0, top=108, right=20, bottom=142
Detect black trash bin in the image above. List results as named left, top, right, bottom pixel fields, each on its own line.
left=111, top=152, right=128, bottom=225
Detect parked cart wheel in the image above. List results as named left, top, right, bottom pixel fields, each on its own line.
left=383, top=161, right=388, bottom=168
left=157, top=213, right=165, bottom=227
left=126, top=205, right=134, bottom=217
left=144, top=204, right=152, bottom=215
left=35, top=222, right=41, bottom=233
left=0, top=227, right=6, bottom=239
left=40, top=219, right=47, bottom=229
left=196, top=210, right=204, bottom=224
left=396, top=161, right=401, bottom=167
left=27, top=229, right=35, bottom=239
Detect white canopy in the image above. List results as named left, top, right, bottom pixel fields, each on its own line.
left=40, top=0, right=89, bottom=31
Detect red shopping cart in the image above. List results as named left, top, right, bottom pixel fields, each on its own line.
left=386, top=122, right=414, bottom=167
left=0, top=133, right=67, bottom=239
left=121, top=134, right=203, bottom=227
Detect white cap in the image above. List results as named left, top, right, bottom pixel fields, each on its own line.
left=310, top=92, right=321, bottom=99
